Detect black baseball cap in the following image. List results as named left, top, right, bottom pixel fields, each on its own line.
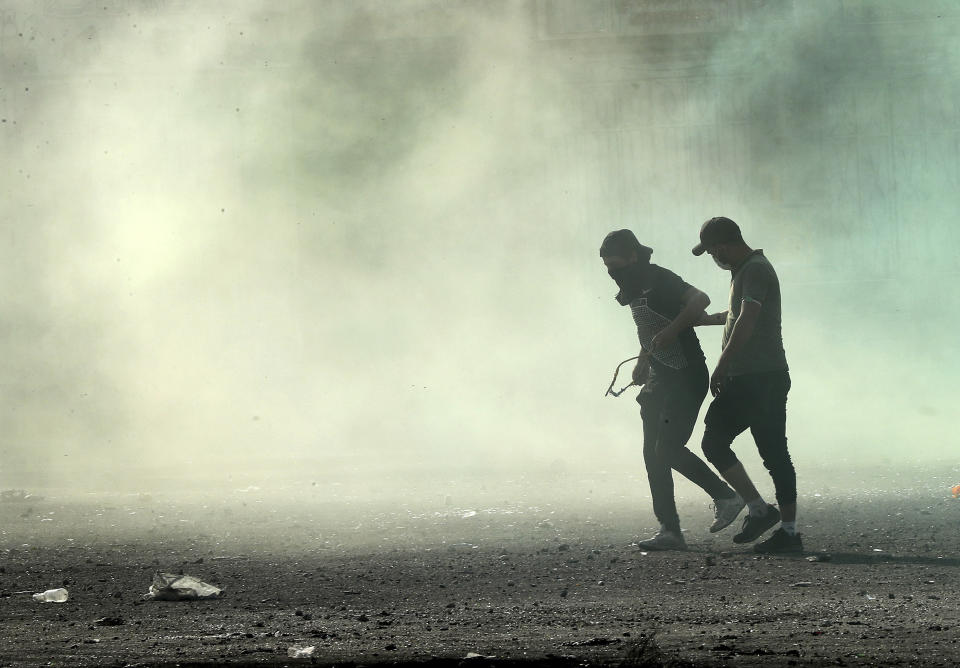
left=600, top=229, right=652, bottom=260
left=692, top=216, right=742, bottom=256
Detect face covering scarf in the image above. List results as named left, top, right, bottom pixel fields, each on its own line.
left=608, top=262, right=650, bottom=305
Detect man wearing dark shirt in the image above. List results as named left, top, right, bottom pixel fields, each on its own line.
left=692, top=216, right=802, bottom=554
left=601, top=229, right=742, bottom=551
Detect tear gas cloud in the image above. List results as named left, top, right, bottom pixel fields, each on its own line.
left=0, top=1, right=956, bottom=495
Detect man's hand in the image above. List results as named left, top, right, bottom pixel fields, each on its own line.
left=696, top=311, right=727, bottom=326
left=710, top=359, right=729, bottom=396
left=650, top=326, right=678, bottom=352
left=710, top=300, right=760, bottom=397
left=632, top=356, right=650, bottom=386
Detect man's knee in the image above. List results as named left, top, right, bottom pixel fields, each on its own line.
left=701, top=430, right=737, bottom=471
left=701, top=395, right=745, bottom=472
left=655, top=442, right=688, bottom=469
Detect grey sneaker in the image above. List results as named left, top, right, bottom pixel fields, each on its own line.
left=637, top=528, right=687, bottom=551
left=709, top=494, right=745, bottom=533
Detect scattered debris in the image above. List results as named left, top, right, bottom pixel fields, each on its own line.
left=287, top=645, right=315, bottom=658
left=464, top=651, right=496, bottom=659
left=94, top=617, right=124, bottom=626
left=143, top=573, right=222, bottom=601
left=564, top=637, right=621, bottom=647
left=32, top=588, right=69, bottom=603
left=806, top=553, right=832, bottom=563
left=790, top=581, right=814, bottom=587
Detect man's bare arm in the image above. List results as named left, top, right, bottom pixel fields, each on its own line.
left=710, top=299, right=761, bottom=395
left=695, top=310, right=727, bottom=326
left=719, top=300, right=760, bottom=363
left=651, top=287, right=710, bottom=350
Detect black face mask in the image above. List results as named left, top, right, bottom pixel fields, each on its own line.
left=608, top=262, right=649, bottom=305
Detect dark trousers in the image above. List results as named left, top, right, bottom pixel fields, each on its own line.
left=701, top=370, right=796, bottom=507
left=639, top=361, right=734, bottom=532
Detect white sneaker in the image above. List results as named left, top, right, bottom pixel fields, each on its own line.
left=636, top=528, right=687, bottom=551
left=709, top=494, right=745, bottom=533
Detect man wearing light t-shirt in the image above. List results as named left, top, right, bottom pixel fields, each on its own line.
left=692, top=216, right=802, bottom=554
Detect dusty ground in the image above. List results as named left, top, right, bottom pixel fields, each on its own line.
left=1, top=462, right=958, bottom=667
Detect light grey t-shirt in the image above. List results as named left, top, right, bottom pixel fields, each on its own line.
left=721, top=250, right=788, bottom=376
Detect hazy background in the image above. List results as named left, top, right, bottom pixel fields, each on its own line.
left=0, top=0, right=956, bottom=497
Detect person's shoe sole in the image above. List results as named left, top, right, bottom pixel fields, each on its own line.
left=732, top=505, right=781, bottom=543
left=636, top=533, right=688, bottom=551
left=754, top=539, right=804, bottom=554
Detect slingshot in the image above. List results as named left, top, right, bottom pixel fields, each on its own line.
left=604, top=352, right=650, bottom=397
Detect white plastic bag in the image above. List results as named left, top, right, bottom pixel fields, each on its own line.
left=144, top=572, right=222, bottom=601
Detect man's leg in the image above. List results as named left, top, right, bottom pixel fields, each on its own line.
left=657, top=367, right=736, bottom=502
left=667, top=440, right=738, bottom=501
left=717, top=460, right=762, bottom=504
left=778, top=502, right=796, bottom=524
left=750, top=372, right=795, bottom=515
left=640, top=392, right=681, bottom=534
left=750, top=371, right=801, bottom=553
left=702, top=377, right=779, bottom=542
left=701, top=383, right=750, bottom=495
left=636, top=390, right=686, bottom=550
